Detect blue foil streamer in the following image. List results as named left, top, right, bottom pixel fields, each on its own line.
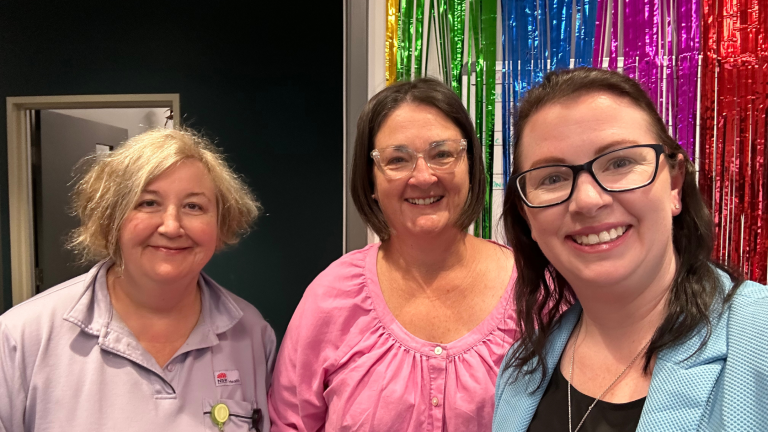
left=501, top=0, right=595, bottom=193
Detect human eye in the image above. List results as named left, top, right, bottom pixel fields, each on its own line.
left=186, top=201, right=211, bottom=214
left=382, top=149, right=413, bottom=167
left=539, top=173, right=567, bottom=186
left=434, top=150, right=455, bottom=159
left=526, top=167, right=571, bottom=190
left=385, top=155, right=408, bottom=165
left=137, top=199, right=158, bottom=209
left=604, top=157, right=638, bottom=171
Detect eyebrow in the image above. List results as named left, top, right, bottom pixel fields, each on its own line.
left=141, top=190, right=213, bottom=201
left=377, top=139, right=461, bottom=150
left=527, top=139, right=644, bottom=168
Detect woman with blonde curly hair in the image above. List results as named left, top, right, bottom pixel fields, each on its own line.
left=0, top=128, right=275, bottom=432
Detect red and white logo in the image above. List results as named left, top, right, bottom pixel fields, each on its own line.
left=214, top=370, right=241, bottom=387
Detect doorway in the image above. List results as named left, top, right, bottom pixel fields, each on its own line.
left=6, top=94, right=180, bottom=306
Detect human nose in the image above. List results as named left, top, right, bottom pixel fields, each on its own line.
left=567, top=172, right=612, bottom=215
left=408, top=156, right=437, bottom=186
left=157, top=206, right=184, bottom=237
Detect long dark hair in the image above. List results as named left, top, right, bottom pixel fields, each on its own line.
left=502, top=67, right=742, bottom=387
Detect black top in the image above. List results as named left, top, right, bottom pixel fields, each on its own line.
left=528, top=361, right=646, bottom=432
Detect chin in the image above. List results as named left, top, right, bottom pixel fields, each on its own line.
left=147, top=264, right=197, bottom=282
left=565, top=263, right=634, bottom=288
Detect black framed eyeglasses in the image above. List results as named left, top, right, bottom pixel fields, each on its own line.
left=512, top=144, right=666, bottom=208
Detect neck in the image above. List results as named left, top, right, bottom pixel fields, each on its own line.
left=573, top=252, right=677, bottom=347
left=107, top=265, right=202, bottom=341
left=381, top=228, right=471, bottom=279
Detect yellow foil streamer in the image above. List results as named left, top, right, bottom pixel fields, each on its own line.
left=385, top=0, right=399, bottom=85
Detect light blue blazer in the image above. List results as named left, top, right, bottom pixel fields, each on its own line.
left=493, top=272, right=768, bottom=431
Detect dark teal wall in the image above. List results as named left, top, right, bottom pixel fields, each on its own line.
left=0, top=2, right=343, bottom=343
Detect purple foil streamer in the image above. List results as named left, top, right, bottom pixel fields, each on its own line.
left=608, top=0, right=618, bottom=70
left=592, top=0, right=606, bottom=67
left=620, top=0, right=699, bottom=158
left=675, top=0, right=700, bottom=158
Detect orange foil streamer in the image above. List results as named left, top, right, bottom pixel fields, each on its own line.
left=700, top=0, right=768, bottom=282
left=386, top=0, right=399, bottom=85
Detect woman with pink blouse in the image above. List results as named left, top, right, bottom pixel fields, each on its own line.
left=268, top=78, right=518, bottom=431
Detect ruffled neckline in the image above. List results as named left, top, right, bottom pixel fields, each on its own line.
left=363, top=242, right=517, bottom=357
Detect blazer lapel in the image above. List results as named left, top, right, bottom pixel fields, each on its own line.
left=637, top=313, right=728, bottom=431
left=504, top=305, right=582, bottom=431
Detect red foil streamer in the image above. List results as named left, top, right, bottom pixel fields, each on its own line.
left=700, top=0, right=768, bottom=283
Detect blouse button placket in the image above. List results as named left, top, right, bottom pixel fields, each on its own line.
left=429, top=346, right=447, bottom=431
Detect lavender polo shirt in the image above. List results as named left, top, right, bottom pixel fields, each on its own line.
left=0, top=260, right=276, bottom=432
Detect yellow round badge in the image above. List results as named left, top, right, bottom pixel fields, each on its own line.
left=211, top=403, right=229, bottom=430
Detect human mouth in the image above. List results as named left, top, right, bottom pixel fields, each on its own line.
left=151, top=246, right=190, bottom=253
left=405, top=196, right=443, bottom=205
left=571, top=226, right=629, bottom=246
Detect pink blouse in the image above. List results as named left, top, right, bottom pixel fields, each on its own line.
left=268, top=242, right=518, bottom=432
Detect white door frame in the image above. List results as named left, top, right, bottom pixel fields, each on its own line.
left=6, top=94, right=180, bottom=306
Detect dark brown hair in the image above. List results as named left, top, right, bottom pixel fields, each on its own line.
left=351, top=77, right=485, bottom=240
left=502, top=67, right=741, bottom=387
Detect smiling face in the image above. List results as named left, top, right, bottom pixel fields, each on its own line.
left=118, top=159, right=218, bottom=286
left=518, top=91, right=683, bottom=291
left=372, top=103, right=470, bottom=239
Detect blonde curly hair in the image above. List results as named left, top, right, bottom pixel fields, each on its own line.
left=68, top=127, right=260, bottom=267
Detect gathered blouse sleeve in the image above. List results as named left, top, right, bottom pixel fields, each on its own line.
left=268, top=247, right=374, bottom=431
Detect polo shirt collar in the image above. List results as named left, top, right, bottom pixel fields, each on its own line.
left=63, top=260, right=244, bottom=360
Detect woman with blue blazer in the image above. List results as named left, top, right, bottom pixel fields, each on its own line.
left=493, top=67, right=768, bottom=431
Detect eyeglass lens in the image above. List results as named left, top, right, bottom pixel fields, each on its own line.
left=518, top=146, right=658, bottom=207
left=376, top=141, right=464, bottom=178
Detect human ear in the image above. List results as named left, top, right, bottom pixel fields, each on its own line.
left=670, top=153, right=685, bottom=216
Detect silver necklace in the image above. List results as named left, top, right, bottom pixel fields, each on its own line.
left=567, top=318, right=652, bottom=432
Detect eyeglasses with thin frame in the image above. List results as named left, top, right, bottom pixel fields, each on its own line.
left=371, top=139, right=468, bottom=179
left=513, top=144, right=666, bottom=208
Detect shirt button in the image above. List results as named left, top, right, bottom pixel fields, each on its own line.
left=431, top=397, right=439, bottom=407
left=434, top=346, right=443, bottom=355
left=167, top=364, right=176, bottom=372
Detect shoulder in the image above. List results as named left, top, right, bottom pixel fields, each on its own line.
left=0, top=268, right=95, bottom=341
left=722, top=277, right=768, bottom=354
left=304, top=244, right=373, bottom=296
left=201, top=275, right=276, bottom=347
left=494, top=304, right=579, bottom=425
left=474, top=237, right=515, bottom=263
left=278, top=244, right=380, bottom=355
left=294, top=244, right=376, bottom=317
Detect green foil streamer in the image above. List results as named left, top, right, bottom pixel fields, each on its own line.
left=413, top=0, right=425, bottom=77
left=435, top=0, right=451, bottom=84
left=469, top=0, right=486, bottom=237
left=481, top=0, right=496, bottom=240
left=397, top=0, right=414, bottom=81
left=448, top=0, right=466, bottom=94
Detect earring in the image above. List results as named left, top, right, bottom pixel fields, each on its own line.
left=674, top=204, right=680, bottom=210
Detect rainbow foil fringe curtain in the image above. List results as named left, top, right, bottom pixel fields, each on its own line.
left=387, top=0, right=768, bottom=283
